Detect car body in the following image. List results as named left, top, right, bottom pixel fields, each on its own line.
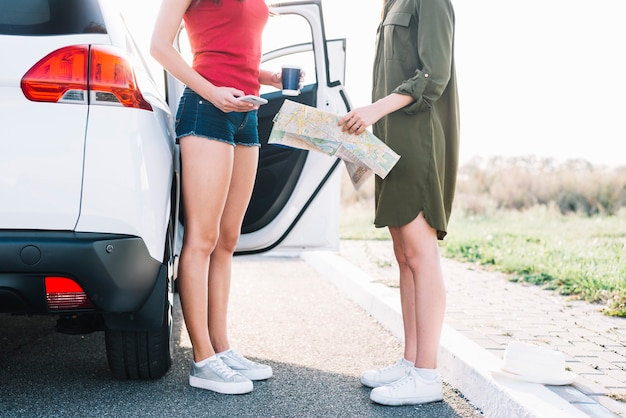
left=0, top=0, right=179, bottom=380
left=0, top=0, right=350, bottom=380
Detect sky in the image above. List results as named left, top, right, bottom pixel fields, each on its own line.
left=118, top=0, right=626, bottom=168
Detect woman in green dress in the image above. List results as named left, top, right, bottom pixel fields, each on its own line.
left=339, top=0, right=459, bottom=406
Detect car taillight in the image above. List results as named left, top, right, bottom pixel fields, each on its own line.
left=45, top=276, right=95, bottom=311
left=21, top=45, right=88, bottom=103
left=89, top=45, right=152, bottom=110
left=21, top=45, right=152, bottom=111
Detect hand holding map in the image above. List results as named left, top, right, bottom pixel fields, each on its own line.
left=268, top=100, right=400, bottom=190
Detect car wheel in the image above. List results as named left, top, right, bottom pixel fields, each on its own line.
left=104, top=221, right=174, bottom=380
left=104, top=319, right=172, bottom=379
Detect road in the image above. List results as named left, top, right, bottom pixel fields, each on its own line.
left=0, top=255, right=482, bottom=417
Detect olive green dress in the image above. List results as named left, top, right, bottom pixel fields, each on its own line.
left=372, top=0, right=460, bottom=239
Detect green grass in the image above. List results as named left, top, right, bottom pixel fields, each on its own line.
left=340, top=204, right=626, bottom=317
left=339, top=203, right=390, bottom=240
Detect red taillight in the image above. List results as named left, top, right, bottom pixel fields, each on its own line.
left=89, top=45, right=152, bottom=110
left=21, top=46, right=88, bottom=103
left=45, top=276, right=95, bottom=311
left=21, top=44, right=152, bottom=111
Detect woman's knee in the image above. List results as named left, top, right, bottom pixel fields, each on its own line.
left=215, top=229, right=240, bottom=254
left=392, top=225, right=438, bottom=268
left=183, top=232, right=219, bottom=258
left=392, top=241, right=408, bottom=266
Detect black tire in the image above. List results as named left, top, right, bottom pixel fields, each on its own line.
left=104, top=324, right=171, bottom=379
left=104, top=221, right=174, bottom=380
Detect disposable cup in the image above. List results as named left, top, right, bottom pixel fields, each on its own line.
left=281, top=65, right=301, bottom=96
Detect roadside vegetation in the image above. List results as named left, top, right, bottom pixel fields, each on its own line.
left=340, top=156, right=626, bottom=317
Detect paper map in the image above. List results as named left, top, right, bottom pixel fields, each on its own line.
left=268, top=100, right=400, bottom=190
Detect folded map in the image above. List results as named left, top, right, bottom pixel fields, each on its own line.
left=268, top=100, right=400, bottom=190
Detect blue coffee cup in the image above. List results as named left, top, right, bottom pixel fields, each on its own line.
left=281, top=65, right=301, bottom=96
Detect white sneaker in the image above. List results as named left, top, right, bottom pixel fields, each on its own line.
left=217, top=349, right=273, bottom=381
left=360, top=358, right=413, bottom=388
left=189, top=357, right=253, bottom=395
left=370, top=368, right=443, bottom=406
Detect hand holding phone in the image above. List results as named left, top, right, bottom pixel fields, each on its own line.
left=238, top=95, right=268, bottom=105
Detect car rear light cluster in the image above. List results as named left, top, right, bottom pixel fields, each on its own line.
left=21, top=44, right=152, bottom=111
left=45, top=276, right=95, bottom=311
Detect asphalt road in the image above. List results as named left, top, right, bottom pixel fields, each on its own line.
left=0, top=255, right=482, bottom=417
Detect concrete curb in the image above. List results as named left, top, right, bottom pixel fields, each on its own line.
left=302, top=250, right=590, bottom=418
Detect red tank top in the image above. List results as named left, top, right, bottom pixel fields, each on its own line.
left=184, top=0, right=269, bottom=96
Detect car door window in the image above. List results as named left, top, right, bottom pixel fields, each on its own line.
left=0, top=0, right=106, bottom=35
left=260, top=13, right=316, bottom=95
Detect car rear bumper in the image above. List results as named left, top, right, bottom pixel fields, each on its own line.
left=0, top=231, right=161, bottom=314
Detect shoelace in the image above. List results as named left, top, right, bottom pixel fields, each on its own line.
left=210, top=358, right=240, bottom=379
left=389, top=369, right=413, bottom=389
left=228, top=350, right=257, bottom=367
left=378, top=359, right=405, bottom=373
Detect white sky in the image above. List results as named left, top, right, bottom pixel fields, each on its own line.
left=119, top=0, right=626, bottom=168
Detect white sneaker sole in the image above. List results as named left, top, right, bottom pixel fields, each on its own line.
left=237, top=367, right=273, bottom=381
left=189, top=375, right=253, bottom=395
left=360, top=375, right=400, bottom=388
left=370, top=390, right=443, bottom=406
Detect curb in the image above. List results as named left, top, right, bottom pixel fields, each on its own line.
left=302, top=250, right=592, bottom=418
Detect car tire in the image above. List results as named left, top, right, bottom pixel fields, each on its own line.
left=104, top=220, right=174, bottom=380
left=104, top=322, right=172, bottom=379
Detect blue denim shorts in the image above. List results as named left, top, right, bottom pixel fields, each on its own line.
left=174, top=87, right=259, bottom=147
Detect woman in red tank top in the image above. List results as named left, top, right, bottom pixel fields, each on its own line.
left=151, top=0, right=282, bottom=395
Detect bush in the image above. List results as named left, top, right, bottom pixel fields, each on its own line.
left=455, top=156, right=626, bottom=216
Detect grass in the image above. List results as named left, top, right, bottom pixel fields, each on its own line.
left=340, top=202, right=626, bottom=317
left=338, top=201, right=390, bottom=241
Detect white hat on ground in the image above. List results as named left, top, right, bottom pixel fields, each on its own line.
left=490, top=341, right=577, bottom=385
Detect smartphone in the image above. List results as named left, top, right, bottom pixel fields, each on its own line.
left=238, top=95, right=268, bottom=105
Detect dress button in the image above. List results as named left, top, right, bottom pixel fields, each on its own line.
left=199, top=100, right=203, bottom=104
left=424, top=73, right=429, bottom=78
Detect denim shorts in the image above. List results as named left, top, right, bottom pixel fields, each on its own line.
left=174, top=87, right=259, bottom=147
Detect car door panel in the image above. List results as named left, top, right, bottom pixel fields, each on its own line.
left=244, top=85, right=317, bottom=234
left=236, top=1, right=350, bottom=253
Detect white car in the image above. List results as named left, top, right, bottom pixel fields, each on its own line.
left=0, top=0, right=350, bottom=380
left=0, top=0, right=180, bottom=380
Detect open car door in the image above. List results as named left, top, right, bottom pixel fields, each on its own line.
left=166, top=0, right=351, bottom=254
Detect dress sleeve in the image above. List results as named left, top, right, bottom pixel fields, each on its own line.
left=392, top=0, right=455, bottom=114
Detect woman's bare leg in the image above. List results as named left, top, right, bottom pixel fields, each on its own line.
left=389, top=212, right=446, bottom=368
left=207, top=145, right=259, bottom=353
left=177, top=137, right=234, bottom=362
left=388, top=232, right=418, bottom=363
